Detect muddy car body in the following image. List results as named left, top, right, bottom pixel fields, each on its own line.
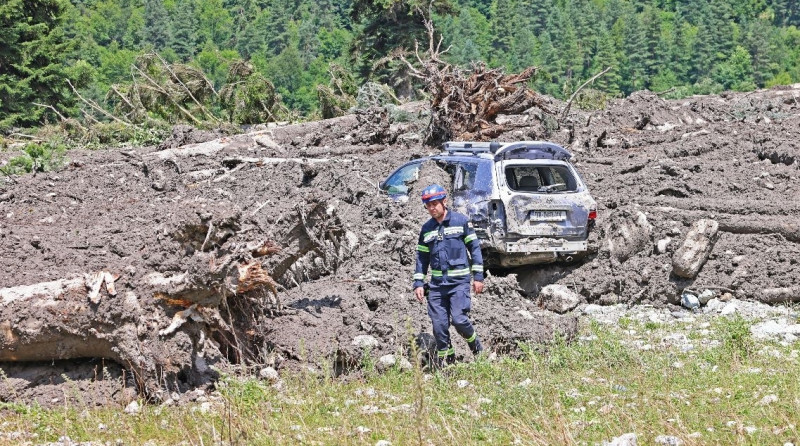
left=381, top=141, right=597, bottom=268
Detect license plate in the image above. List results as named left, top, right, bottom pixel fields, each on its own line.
left=530, top=210, right=566, bottom=222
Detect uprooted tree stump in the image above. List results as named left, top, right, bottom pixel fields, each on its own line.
left=399, top=10, right=553, bottom=144
left=0, top=209, right=289, bottom=400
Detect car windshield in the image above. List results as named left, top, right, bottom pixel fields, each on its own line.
left=504, top=165, right=577, bottom=193
left=384, top=162, right=420, bottom=194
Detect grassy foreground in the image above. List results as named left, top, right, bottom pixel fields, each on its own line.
left=1, top=315, right=799, bottom=445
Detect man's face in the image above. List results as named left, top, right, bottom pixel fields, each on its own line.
left=424, top=198, right=446, bottom=220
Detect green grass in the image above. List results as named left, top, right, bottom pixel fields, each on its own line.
left=1, top=316, right=799, bottom=445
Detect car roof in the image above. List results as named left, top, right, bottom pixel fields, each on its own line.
left=439, top=141, right=572, bottom=161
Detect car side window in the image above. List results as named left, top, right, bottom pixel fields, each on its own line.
left=384, top=162, right=420, bottom=194
left=454, top=163, right=478, bottom=191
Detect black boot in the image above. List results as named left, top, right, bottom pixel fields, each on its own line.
left=468, top=337, right=483, bottom=356
left=445, top=353, right=456, bottom=365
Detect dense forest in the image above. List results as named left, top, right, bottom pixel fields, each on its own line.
left=2, top=0, right=800, bottom=136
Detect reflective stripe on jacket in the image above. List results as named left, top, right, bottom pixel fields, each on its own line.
left=413, top=209, right=484, bottom=289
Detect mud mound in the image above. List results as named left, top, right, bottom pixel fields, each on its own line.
left=2, top=86, right=800, bottom=405
left=157, top=125, right=230, bottom=151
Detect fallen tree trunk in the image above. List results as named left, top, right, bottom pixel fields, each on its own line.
left=0, top=274, right=222, bottom=397
left=652, top=206, right=800, bottom=243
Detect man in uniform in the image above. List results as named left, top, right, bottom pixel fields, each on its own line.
left=413, top=184, right=484, bottom=367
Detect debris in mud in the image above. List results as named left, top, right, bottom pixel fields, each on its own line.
left=397, top=15, right=552, bottom=144
left=2, top=85, right=800, bottom=405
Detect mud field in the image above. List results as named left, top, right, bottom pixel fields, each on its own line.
left=1, top=87, right=799, bottom=406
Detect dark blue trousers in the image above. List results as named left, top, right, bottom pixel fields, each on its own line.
left=427, top=282, right=475, bottom=356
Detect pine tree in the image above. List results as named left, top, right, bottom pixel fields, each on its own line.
left=620, top=10, right=647, bottom=93
left=171, top=0, right=199, bottom=61
left=707, top=0, right=734, bottom=63
left=690, top=3, right=715, bottom=83
left=448, top=8, right=486, bottom=66
left=641, top=5, right=663, bottom=84
left=742, top=18, right=776, bottom=86
left=489, top=0, right=518, bottom=67
left=349, top=0, right=456, bottom=80
left=0, top=0, right=72, bottom=130
left=510, top=27, right=537, bottom=71
left=572, top=0, right=600, bottom=79
left=558, top=19, right=581, bottom=84
left=265, top=0, right=300, bottom=56
left=144, top=0, right=172, bottom=51
left=668, top=16, right=692, bottom=84
left=197, top=0, right=234, bottom=48
left=236, top=9, right=269, bottom=59
left=591, top=29, right=621, bottom=95
left=773, top=0, right=800, bottom=27
left=534, top=30, right=563, bottom=97
left=519, top=0, right=551, bottom=35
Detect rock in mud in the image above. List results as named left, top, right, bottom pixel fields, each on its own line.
left=539, top=284, right=581, bottom=313
left=759, top=286, right=800, bottom=304
left=672, top=219, right=719, bottom=279
left=376, top=354, right=412, bottom=372
left=680, top=291, right=700, bottom=310
left=259, top=367, right=279, bottom=382
left=605, top=432, right=637, bottom=446
left=605, top=209, right=652, bottom=264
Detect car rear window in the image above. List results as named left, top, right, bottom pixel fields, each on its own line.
left=505, top=165, right=578, bottom=192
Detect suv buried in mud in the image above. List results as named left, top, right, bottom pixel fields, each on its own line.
left=380, top=141, right=597, bottom=268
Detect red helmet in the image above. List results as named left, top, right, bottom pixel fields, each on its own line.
left=421, top=184, right=447, bottom=203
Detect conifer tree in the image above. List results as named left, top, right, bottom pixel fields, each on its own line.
left=591, top=29, right=622, bottom=96
left=448, top=8, right=485, bottom=66
left=707, top=0, right=734, bottom=62
left=144, top=0, right=172, bottom=51
left=489, top=0, right=517, bottom=60
left=641, top=5, right=663, bottom=83
left=171, top=0, right=199, bottom=61
left=742, top=18, right=776, bottom=86
left=668, top=17, right=692, bottom=84
left=0, top=0, right=72, bottom=130
left=197, top=0, right=234, bottom=48
left=236, top=9, right=269, bottom=59
left=620, top=10, right=647, bottom=93
left=533, top=30, right=562, bottom=97
left=520, top=0, right=551, bottom=35
left=690, top=3, right=715, bottom=84
left=349, top=0, right=455, bottom=81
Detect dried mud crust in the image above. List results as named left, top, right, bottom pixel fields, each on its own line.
left=1, top=88, right=799, bottom=405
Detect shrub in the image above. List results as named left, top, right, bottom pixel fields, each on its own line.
left=0, top=142, right=67, bottom=176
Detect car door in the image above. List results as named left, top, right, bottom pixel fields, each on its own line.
left=495, top=144, right=595, bottom=242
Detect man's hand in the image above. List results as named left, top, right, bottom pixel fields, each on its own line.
left=414, top=286, right=425, bottom=303
left=473, top=281, right=484, bottom=294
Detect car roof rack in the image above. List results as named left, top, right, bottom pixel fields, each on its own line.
left=442, top=141, right=505, bottom=155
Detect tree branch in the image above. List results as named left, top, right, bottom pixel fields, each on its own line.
left=67, top=79, right=132, bottom=126
left=560, top=66, right=612, bottom=122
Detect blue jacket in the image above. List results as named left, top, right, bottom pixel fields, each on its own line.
left=413, top=209, right=484, bottom=288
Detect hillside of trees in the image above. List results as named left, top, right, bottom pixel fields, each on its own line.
left=2, top=0, right=800, bottom=136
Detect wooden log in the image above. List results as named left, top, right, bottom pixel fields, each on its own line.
left=0, top=274, right=224, bottom=398
left=651, top=206, right=800, bottom=243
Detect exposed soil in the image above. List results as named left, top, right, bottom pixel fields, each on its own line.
left=1, top=85, right=799, bottom=407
